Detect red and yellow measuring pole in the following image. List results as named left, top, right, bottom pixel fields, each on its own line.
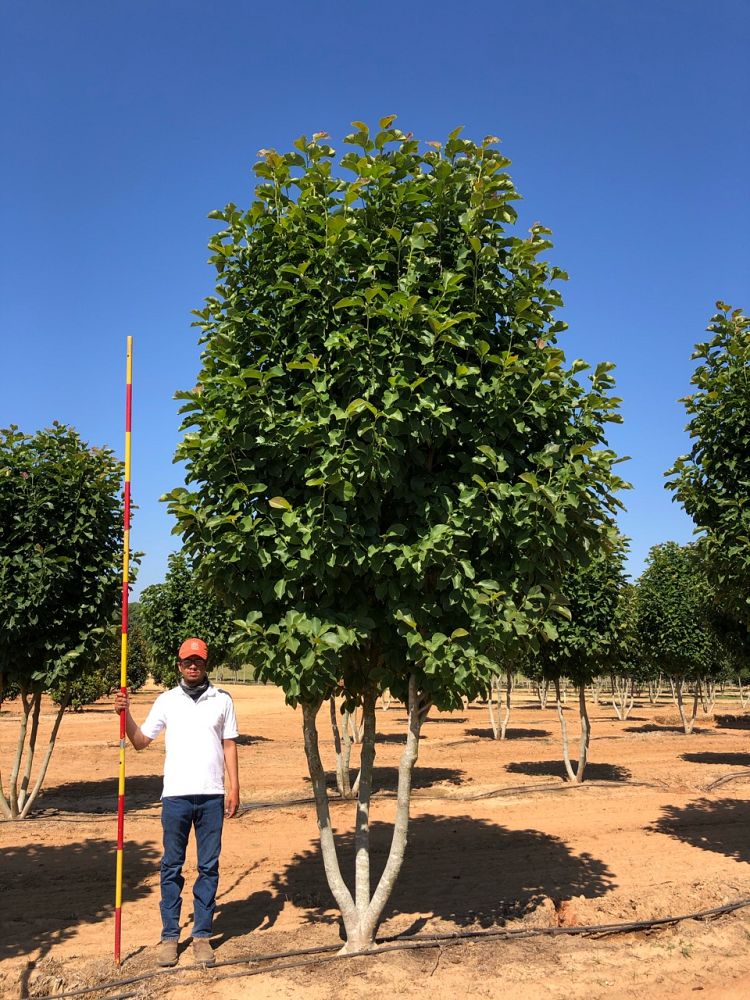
left=115, top=336, right=133, bottom=964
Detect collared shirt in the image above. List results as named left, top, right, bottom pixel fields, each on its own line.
left=140, top=684, right=239, bottom=797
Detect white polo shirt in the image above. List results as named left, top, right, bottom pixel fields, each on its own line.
left=140, top=684, right=239, bottom=797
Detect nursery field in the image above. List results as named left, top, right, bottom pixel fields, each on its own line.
left=4, top=683, right=750, bottom=999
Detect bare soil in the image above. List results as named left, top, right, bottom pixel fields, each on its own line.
left=3, top=682, right=750, bottom=999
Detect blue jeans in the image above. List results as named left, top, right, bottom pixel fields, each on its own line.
left=160, top=794, right=224, bottom=940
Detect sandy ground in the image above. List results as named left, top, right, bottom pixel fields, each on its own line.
left=4, top=682, right=750, bottom=999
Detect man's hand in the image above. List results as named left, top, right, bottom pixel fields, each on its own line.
left=224, top=788, right=239, bottom=818
left=114, top=688, right=131, bottom=715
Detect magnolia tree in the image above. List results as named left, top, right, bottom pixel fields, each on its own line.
left=138, top=551, right=237, bottom=687
left=635, top=542, right=722, bottom=733
left=166, top=120, right=626, bottom=951
left=667, top=304, right=750, bottom=628
left=537, top=533, right=628, bottom=782
left=0, top=424, right=124, bottom=819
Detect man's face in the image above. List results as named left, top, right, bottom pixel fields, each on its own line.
left=178, top=655, right=208, bottom=685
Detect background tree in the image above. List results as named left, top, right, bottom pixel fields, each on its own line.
left=667, top=303, right=750, bottom=627
left=538, top=533, right=628, bottom=782
left=0, top=424, right=124, bottom=819
left=166, top=120, right=626, bottom=951
left=635, top=541, right=721, bottom=733
left=138, top=551, right=237, bottom=687
left=49, top=605, right=149, bottom=711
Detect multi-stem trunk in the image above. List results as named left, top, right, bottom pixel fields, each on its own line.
left=673, top=677, right=699, bottom=735
left=610, top=674, right=635, bottom=721
left=490, top=670, right=513, bottom=739
left=739, top=677, right=750, bottom=710
left=535, top=678, right=549, bottom=710
left=554, top=679, right=589, bottom=783
left=1, top=686, right=70, bottom=820
left=301, top=675, right=425, bottom=953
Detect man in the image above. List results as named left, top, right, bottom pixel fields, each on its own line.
left=114, top=637, right=239, bottom=967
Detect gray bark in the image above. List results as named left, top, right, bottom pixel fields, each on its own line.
left=673, top=677, right=699, bottom=735
left=302, top=702, right=359, bottom=936
left=610, top=674, right=635, bottom=721
left=18, top=694, right=69, bottom=819
left=535, top=679, right=549, bottom=709
left=554, top=678, right=577, bottom=782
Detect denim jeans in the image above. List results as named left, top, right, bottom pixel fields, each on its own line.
left=160, top=794, right=224, bottom=940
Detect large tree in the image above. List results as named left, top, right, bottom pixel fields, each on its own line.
left=166, top=120, right=626, bottom=951
left=0, top=424, right=124, bottom=819
left=138, top=551, right=236, bottom=687
left=667, top=303, right=750, bottom=627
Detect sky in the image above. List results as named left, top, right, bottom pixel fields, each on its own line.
left=2, top=0, right=748, bottom=595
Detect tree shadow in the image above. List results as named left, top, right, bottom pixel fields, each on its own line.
left=681, top=752, right=750, bottom=767
left=375, top=732, right=425, bottom=744
left=625, top=724, right=699, bottom=734
left=466, top=728, right=552, bottom=740
left=36, top=773, right=164, bottom=814
left=272, top=814, right=616, bottom=931
left=505, top=760, right=632, bottom=782
left=309, top=766, right=465, bottom=793
left=650, top=798, right=750, bottom=863
left=235, top=734, right=271, bottom=746
left=715, top=714, right=750, bottom=730
left=0, top=838, right=159, bottom=961
left=212, top=889, right=285, bottom=944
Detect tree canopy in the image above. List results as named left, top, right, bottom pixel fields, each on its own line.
left=0, top=423, right=125, bottom=818
left=165, top=120, right=628, bottom=712
left=138, top=551, right=236, bottom=687
left=667, top=303, right=750, bottom=627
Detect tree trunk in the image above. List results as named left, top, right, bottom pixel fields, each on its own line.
left=554, top=678, right=577, bottom=782
left=647, top=674, right=663, bottom=705
left=610, top=674, right=635, bottom=721
left=669, top=677, right=678, bottom=706
left=535, top=679, right=549, bottom=709
left=302, top=702, right=359, bottom=939
left=701, top=678, right=716, bottom=714
left=739, top=677, right=750, bottom=710
left=18, top=694, right=69, bottom=819
left=488, top=676, right=500, bottom=739
left=329, top=697, right=354, bottom=798
left=575, top=683, right=590, bottom=783
left=8, top=688, right=33, bottom=819
left=302, top=676, right=425, bottom=953
left=674, top=677, right=699, bottom=735
left=380, top=689, right=392, bottom=711
left=500, top=669, right=513, bottom=739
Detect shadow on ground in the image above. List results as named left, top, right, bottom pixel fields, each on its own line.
left=625, top=724, right=699, bottom=735
left=505, top=760, right=632, bottom=782
left=310, top=766, right=465, bottom=793
left=466, top=728, right=552, bottom=741
left=35, top=773, right=164, bottom=814
left=271, top=814, right=616, bottom=933
left=681, top=752, right=750, bottom=767
left=0, top=838, right=159, bottom=962
left=650, top=798, right=750, bottom=863
left=715, top=714, right=750, bottom=730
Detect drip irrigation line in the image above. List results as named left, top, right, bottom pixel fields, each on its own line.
left=35, top=895, right=750, bottom=1000
left=705, top=769, right=750, bottom=791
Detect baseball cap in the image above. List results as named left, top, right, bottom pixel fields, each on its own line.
left=178, top=637, right=208, bottom=661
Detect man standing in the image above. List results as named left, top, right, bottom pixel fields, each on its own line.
left=114, top=637, right=239, bottom=967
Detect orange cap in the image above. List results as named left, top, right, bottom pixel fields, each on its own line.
left=178, top=637, right=208, bottom=661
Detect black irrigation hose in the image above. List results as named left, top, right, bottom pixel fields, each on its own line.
left=37, top=895, right=750, bottom=1000
left=705, top=769, right=750, bottom=791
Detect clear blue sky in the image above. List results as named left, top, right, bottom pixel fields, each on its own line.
left=2, top=1, right=748, bottom=595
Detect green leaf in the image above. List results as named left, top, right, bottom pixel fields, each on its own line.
left=268, top=497, right=292, bottom=510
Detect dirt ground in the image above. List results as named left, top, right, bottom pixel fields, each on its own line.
left=4, top=682, right=750, bottom=1000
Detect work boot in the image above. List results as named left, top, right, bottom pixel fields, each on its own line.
left=192, top=938, right=216, bottom=966
left=155, top=939, right=179, bottom=967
